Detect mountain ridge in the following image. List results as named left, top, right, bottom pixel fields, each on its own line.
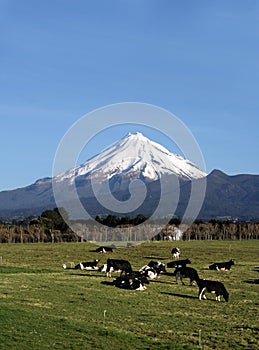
left=0, top=134, right=258, bottom=221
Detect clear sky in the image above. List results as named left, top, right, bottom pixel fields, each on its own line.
left=1, top=0, right=259, bottom=191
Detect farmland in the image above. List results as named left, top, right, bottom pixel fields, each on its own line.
left=0, top=240, right=258, bottom=349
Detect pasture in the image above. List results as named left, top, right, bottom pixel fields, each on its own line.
left=0, top=240, right=258, bottom=349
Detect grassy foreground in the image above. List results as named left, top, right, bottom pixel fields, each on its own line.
left=0, top=240, right=258, bottom=350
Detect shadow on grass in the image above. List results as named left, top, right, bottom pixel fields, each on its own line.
left=152, top=276, right=195, bottom=287
left=164, top=272, right=176, bottom=277
left=100, top=281, right=114, bottom=286
left=161, top=292, right=227, bottom=302
left=68, top=272, right=105, bottom=278
left=150, top=279, right=174, bottom=285
left=242, top=279, right=259, bottom=284
left=143, top=256, right=167, bottom=260
left=160, top=291, right=197, bottom=299
left=234, top=325, right=259, bottom=332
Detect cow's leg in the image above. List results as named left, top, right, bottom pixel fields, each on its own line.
left=199, top=287, right=206, bottom=300
left=175, top=272, right=179, bottom=284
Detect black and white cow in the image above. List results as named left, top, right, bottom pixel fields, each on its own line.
left=113, top=275, right=131, bottom=289
left=113, top=272, right=149, bottom=291
left=209, top=259, right=235, bottom=271
left=147, top=261, right=166, bottom=275
left=139, top=265, right=158, bottom=279
left=197, top=279, right=229, bottom=302
left=173, top=266, right=200, bottom=285
left=95, top=246, right=113, bottom=253
left=74, top=259, right=99, bottom=270
left=106, top=258, right=132, bottom=278
left=171, top=247, right=180, bottom=259
left=167, top=258, right=191, bottom=269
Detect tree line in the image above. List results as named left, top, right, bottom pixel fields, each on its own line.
left=0, top=209, right=258, bottom=243
left=153, top=220, right=259, bottom=241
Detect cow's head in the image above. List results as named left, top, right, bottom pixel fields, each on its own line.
left=223, top=291, right=229, bottom=302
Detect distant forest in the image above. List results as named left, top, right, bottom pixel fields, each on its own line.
left=0, top=208, right=258, bottom=243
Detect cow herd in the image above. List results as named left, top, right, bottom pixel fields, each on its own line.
left=62, top=246, right=233, bottom=302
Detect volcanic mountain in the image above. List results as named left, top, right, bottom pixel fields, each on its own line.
left=51, top=132, right=206, bottom=219
left=0, top=132, right=259, bottom=221
left=54, top=132, right=207, bottom=184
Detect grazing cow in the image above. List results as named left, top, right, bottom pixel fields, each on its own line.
left=173, top=266, right=200, bottom=285
left=139, top=265, right=158, bottom=279
left=209, top=259, right=235, bottom=271
left=106, top=258, right=132, bottom=278
left=167, top=258, right=191, bottom=269
left=197, top=279, right=229, bottom=302
left=95, top=246, right=113, bottom=253
left=171, top=247, right=180, bottom=259
left=74, top=259, right=99, bottom=270
left=114, top=272, right=149, bottom=291
left=148, top=261, right=166, bottom=275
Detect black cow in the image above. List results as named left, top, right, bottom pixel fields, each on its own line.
left=197, top=279, right=229, bottom=302
left=148, top=261, right=166, bottom=275
left=74, top=259, right=99, bottom=270
left=95, top=246, right=113, bottom=253
left=106, top=258, right=132, bottom=277
left=171, top=247, right=180, bottom=259
left=167, top=258, right=191, bottom=269
left=173, top=266, right=199, bottom=285
left=209, top=259, right=234, bottom=271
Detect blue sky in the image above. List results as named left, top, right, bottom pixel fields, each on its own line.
left=1, top=0, right=259, bottom=190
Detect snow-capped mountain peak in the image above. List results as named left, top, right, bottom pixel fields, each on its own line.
left=55, top=132, right=207, bottom=183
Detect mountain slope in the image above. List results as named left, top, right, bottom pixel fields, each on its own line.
left=0, top=177, right=54, bottom=218
left=198, top=170, right=259, bottom=220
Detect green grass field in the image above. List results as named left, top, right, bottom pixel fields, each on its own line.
left=0, top=240, right=258, bottom=350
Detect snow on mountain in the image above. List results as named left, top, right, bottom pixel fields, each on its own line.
left=54, top=132, right=207, bottom=183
